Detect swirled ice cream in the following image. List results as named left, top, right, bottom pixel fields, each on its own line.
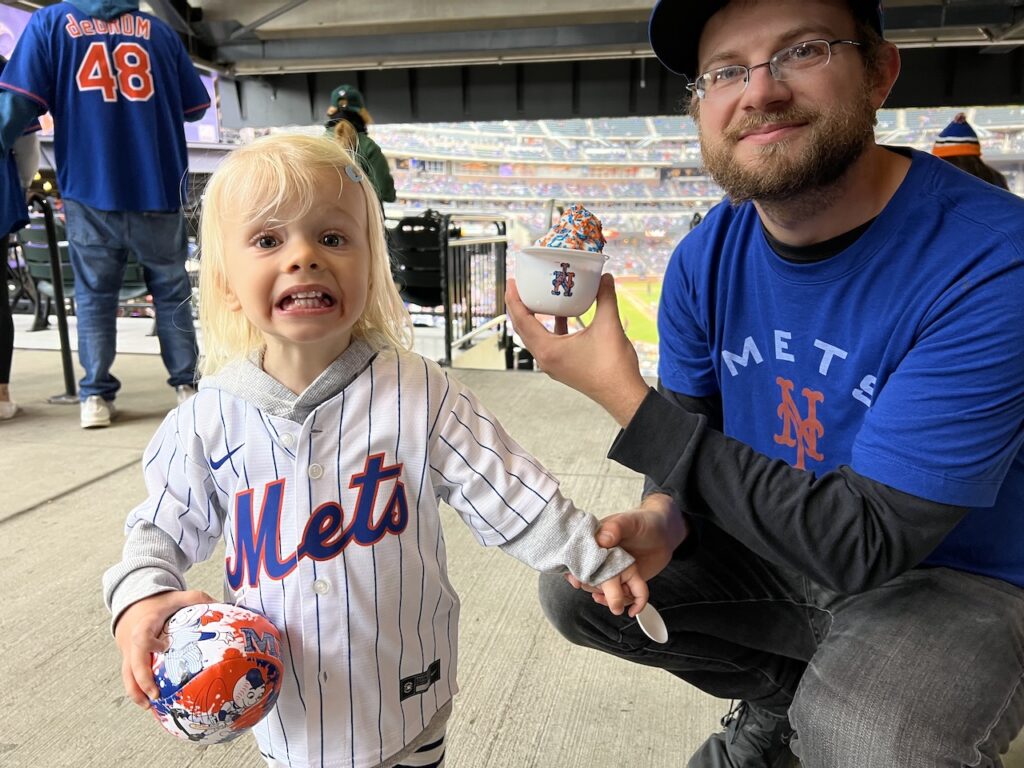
left=535, top=204, right=606, bottom=254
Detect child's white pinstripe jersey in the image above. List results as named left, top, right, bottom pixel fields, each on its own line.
left=104, top=342, right=633, bottom=768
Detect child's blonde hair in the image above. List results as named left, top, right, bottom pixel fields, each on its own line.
left=197, top=133, right=412, bottom=376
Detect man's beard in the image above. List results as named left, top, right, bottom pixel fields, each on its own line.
left=697, top=86, right=877, bottom=205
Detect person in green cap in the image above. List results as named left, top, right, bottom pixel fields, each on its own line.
left=325, top=84, right=396, bottom=203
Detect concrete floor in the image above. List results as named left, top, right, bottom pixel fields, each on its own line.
left=1, top=340, right=1022, bottom=768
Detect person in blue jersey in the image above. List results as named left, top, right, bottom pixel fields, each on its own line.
left=0, top=54, right=39, bottom=421
left=506, top=1, right=1024, bottom=766
left=0, top=0, right=211, bottom=428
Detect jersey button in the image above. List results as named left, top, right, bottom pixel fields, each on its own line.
left=281, top=433, right=294, bottom=448
left=312, top=578, right=331, bottom=595
left=308, top=463, right=324, bottom=480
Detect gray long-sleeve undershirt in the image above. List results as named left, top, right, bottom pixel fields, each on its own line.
left=623, top=383, right=967, bottom=595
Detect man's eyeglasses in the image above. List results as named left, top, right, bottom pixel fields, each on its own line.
left=687, top=39, right=864, bottom=101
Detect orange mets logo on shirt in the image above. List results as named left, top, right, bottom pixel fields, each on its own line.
left=773, top=376, right=825, bottom=470
left=720, top=330, right=882, bottom=469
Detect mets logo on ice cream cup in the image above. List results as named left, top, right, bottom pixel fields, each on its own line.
left=515, top=246, right=609, bottom=317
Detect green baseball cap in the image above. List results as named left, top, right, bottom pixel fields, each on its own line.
left=330, top=84, right=365, bottom=110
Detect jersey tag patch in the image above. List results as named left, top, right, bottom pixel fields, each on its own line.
left=400, top=660, right=441, bottom=700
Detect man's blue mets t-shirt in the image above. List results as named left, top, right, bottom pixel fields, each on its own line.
left=658, top=149, right=1024, bottom=587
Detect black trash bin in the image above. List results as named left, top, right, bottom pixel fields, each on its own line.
left=390, top=211, right=444, bottom=307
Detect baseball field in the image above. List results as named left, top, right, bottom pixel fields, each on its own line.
left=580, top=274, right=662, bottom=345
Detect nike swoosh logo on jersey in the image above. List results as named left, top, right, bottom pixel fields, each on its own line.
left=210, top=444, right=244, bottom=469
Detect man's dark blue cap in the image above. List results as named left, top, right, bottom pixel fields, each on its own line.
left=649, top=0, right=885, bottom=79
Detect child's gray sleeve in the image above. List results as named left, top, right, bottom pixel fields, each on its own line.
left=102, top=522, right=191, bottom=634
left=100, top=408, right=225, bottom=634
left=499, top=491, right=634, bottom=585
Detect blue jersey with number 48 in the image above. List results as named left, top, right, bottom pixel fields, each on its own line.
left=0, top=2, right=209, bottom=212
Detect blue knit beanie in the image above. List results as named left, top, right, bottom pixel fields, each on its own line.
left=933, top=113, right=981, bottom=158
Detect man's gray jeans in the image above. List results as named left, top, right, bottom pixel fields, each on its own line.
left=539, top=524, right=1024, bottom=767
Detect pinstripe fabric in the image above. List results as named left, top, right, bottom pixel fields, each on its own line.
left=124, top=348, right=559, bottom=768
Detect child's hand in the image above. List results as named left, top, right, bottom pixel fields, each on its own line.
left=113, top=589, right=215, bottom=708
left=594, top=563, right=648, bottom=618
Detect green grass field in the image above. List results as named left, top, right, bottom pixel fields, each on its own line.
left=580, top=276, right=661, bottom=345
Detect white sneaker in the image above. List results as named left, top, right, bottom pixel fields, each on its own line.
left=175, top=384, right=198, bottom=405
left=81, top=396, right=116, bottom=428
left=0, top=400, right=18, bottom=420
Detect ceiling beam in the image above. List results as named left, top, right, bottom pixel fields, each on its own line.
left=229, top=0, right=313, bottom=40
left=985, top=12, right=1024, bottom=43
left=146, top=0, right=195, bottom=37
left=214, top=22, right=651, bottom=73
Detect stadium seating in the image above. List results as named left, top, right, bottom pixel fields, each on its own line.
left=354, top=107, right=1023, bottom=282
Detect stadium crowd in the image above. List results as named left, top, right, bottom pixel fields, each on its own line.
left=368, top=107, right=1024, bottom=284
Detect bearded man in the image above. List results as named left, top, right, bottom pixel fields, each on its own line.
left=506, top=1, right=1024, bottom=766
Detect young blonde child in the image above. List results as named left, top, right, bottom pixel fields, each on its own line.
left=103, top=134, right=647, bottom=768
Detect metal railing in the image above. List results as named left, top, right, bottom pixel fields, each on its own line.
left=26, top=195, right=77, bottom=403
left=440, top=213, right=509, bottom=367
left=390, top=211, right=512, bottom=368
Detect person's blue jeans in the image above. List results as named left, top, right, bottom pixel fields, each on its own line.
left=63, top=199, right=197, bottom=401
left=539, top=523, right=1024, bottom=767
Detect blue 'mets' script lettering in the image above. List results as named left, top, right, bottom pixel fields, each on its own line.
left=226, top=453, right=409, bottom=590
